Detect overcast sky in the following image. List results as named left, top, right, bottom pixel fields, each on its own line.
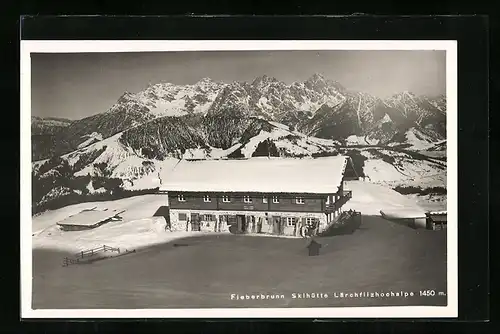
left=31, top=50, right=446, bottom=120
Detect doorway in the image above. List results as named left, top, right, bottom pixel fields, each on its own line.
left=256, top=217, right=262, bottom=233
left=190, top=213, right=201, bottom=231
left=236, top=215, right=246, bottom=233
left=272, top=216, right=283, bottom=235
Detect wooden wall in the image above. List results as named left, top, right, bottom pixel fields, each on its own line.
left=168, top=191, right=327, bottom=213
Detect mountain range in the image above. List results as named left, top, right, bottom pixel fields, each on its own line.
left=31, top=73, right=447, bottom=213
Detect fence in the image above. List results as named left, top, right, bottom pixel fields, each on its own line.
left=63, top=244, right=121, bottom=267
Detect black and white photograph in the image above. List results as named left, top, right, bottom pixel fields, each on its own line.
left=21, top=41, right=457, bottom=318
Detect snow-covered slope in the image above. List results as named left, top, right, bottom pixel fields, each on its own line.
left=340, top=180, right=426, bottom=216
left=32, top=112, right=446, bottom=214
left=346, top=135, right=379, bottom=146
left=344, top=180, right=446, bottom=222
left=60, top=131, right=181, bottom=191
left=31, top=73, right=447, bottom=214
left=405, top=193, right=447, bottom=212
left=386, top=127, right=444, bottom=151
left=363, top=159, right=446, bottom=189
left=77, top=132, right=103, bottom=149
left=35, top=117, right=337, bottom=180
left=418, top=140, right=447, bottom=159
left=403, top=128, right=439, bottom=150
left=237, top=125, right=337, bottom=158
left=359, top=148, right=446, bottom=189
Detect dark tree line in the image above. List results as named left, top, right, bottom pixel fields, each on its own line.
left=32, top=157, right=129, bottom=214
left=252, top=139, right=279, bottom=157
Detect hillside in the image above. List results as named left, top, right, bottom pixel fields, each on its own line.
left=31, top=73, right=447, bottom=214
left=31, top=116, right=445, bottom=214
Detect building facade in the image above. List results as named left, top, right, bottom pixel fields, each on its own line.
left=159, top=156, right=356, bottom=237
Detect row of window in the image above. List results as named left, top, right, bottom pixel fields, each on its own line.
left=178, top=213, right=215, bottom=221
left=284, top=217, right=317, bottom=226
left=177, top=213, right=317, bottom=226
left=177, top=194, right=306, bottom=204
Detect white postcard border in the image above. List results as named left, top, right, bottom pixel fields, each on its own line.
left=20, top=40, right=458, bottom=319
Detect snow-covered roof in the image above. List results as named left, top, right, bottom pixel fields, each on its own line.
left=57, top=209, right=124, bottom=227
left=428, top=211, right=447, bottom=215
left=159, top=156, right=349, bottom=194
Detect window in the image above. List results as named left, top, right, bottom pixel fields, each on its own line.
left=306, top=218, right=318, bottom=226
left=178, top=194, right=186, bottom=202
left=272, top=196, right=279, bottom=203
left=178, top=213, right=187, bottom=221
left=296, top=197, right=305, bottom=204
left=203, top=214, right=214, bottom=221
left=325, top=196, right=330, bottom=205
left=222, top=195, right=230, bottom=203
left=262, top=196, right=268, bottom=204
left=203, top=195, right=211, bottom=202
left=243, top=196, right=252, bottom=203
left=286, top=217, right=295, bottom=226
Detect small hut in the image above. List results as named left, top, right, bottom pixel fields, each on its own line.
left=57, top=209, right=124, bottom=231
left=425, top=211, right=447, bottom=230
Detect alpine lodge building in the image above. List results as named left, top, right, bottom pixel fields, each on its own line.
left=158, top=156, right=357, bottom=237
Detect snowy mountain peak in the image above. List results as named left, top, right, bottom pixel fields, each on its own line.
left=304, top=73, right=335, bottom=93
left=308, top=73, right=326, bottom=82
left=197, top=77, right=213, bottom=83
left=251, top=75, right=279, bottom=87
left=118, top=91, right=134, bottom=101
left=195, top=77, right=219, bottom=88
left=390, top=90, right=417, bottom=102
left=403, top=91, right=417, bottom=99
